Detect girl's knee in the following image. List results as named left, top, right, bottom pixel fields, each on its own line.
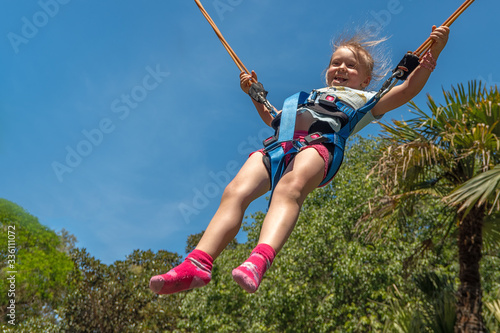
left=221, top=180, right=253, bottom=205
left=272, top=178, right=307, bottom=203
left=221, top=180, right=241, bottom=199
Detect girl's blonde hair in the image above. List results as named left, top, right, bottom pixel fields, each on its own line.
left=326, top=27, right=390, bottom=89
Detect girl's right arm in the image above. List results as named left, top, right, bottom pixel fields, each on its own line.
left=370, top=25, right=449, bottom=117
left=240, top=71, right=277, bottom=127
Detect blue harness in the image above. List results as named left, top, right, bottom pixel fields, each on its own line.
left=262, top=89, right=381, bottom=202
left=256, top=52, right=419, bottom=204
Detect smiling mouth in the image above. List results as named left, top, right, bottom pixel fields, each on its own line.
left=333, top=76, right=347, bottom=83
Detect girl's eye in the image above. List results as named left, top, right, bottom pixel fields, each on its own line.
left=347, top=63, right=356, bottom=68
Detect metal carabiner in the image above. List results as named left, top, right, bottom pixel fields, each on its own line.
left=375, top=69, right=403, bottom=99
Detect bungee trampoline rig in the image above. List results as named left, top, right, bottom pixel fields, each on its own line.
left=193, top=0, right=475, bottom=199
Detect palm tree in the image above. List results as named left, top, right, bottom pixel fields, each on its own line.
left=367, top=81, right=500, bottom=332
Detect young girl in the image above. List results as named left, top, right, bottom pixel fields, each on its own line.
left=150, top=25, right=450, bottom=294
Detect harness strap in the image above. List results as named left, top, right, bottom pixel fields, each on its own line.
left=264, top=92, right=309, bottom=204
left=318, top=133, right=345, bottom=187
left=277, top=92, right=310, bottom=142
left=263, top=91, right=381, bottom=206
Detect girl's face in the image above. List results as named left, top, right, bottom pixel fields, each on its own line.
left=326, top=47, right=371, bottom=89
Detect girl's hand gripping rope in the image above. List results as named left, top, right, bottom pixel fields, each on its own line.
left=428, top=25, right=450, bottom=58
left=240, top=71, right=278, bottom=119
left=419, top=26, right=449, bottom=72
left=371, top=24, right=450, bottom=117
left=240, top=70, right=258, bottom=94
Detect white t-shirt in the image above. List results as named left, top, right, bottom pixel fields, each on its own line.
left=298, top=86, right=382, bottom=135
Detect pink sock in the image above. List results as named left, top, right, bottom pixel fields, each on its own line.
left=232, top=243, right=276, bottom=293
left=149, top=249, right=213, bottom=295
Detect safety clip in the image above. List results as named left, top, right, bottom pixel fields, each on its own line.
left=304, top=132, right=328, bottom=145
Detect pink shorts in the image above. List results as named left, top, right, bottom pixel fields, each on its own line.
left=250, top=130, right=332, bottom=185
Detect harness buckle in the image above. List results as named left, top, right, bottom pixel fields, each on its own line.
left=304, top=132, right=328, bottom=145
left=317, top=93, right=339, bottom=109
left=263, top=135, right=278, bottom=148
left=307, top=89, right=318, bottom=104
left=292, top=139, right=306, bottom=151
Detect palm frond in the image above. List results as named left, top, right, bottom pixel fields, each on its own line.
left=365, top=80, right=500, bottom=258
left=374, top=83, right=499, bottom=194
left=381, top=273, right=457, bottom=333
left=485, top=299, right=500, bottom=325
left=472, top=85, right=500, bottom=138
left=445, top=164, right=500, bottom=215
left=412, top=272, right=457, bottom=333
left=373, top=138, right=453, bottom=196
left=381, top=285, right=428, bottom=333
left=483, top=213, right=500, bottom=252
left=356, top=188, right=445, bottom=241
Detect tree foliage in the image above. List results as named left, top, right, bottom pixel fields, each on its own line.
left=0, top=199, right=73, bottom=325
left=177, top=136, right=462, bottom=332
left=368, top=81, right=500, bottom=331
left=59, top=248, right=185, bottom=332
left=1, top=130, right=499, bottom=332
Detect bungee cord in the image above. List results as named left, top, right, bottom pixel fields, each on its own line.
left=193, top=0, right=250, bottom=76
left=414, top=0, right=475, bottom=58
left=193, top=0, right=275, bottom=112
left=193, top=0, right=476, bottom=104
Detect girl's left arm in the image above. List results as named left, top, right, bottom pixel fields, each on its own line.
left=370, top=25, right=450, bottom=117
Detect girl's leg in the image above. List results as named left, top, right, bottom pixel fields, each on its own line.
left=150, top=152, right=271, bottom=294
left=232, top=148, right=325, bottom=292
left=195, top=152, right=271, bottom=259
left=257, top=148, right=325, bottom=251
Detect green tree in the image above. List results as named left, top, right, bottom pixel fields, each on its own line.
left=381, top=272, right=457, bottom=333
left=0, top=198, right=73, bottom=326
left=60, top=247, right=186, bottom=332
left=177, top=136, right=447, bottom=332
left=370, top=82, right=500, bottom=332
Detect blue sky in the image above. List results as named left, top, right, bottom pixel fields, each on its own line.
left=1, top=0, right=498, bottom=264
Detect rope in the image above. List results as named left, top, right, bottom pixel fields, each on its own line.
left=193, top=0, right=251, bottom=76
left=414, top=0, right=475, bottom=58
left=193, top=0, right=476, bottom=84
